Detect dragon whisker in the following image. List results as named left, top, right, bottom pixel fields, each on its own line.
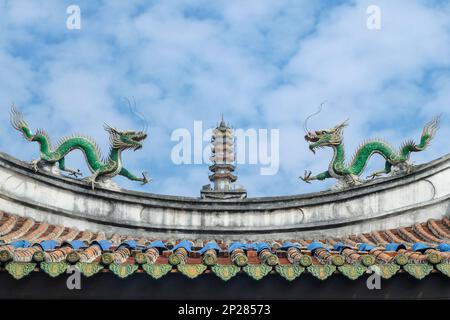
left=303, top=101, right=326, bottom=134
left=124, top=96, right=148, bottom=134
left=133, top=97, right=148, bottom=134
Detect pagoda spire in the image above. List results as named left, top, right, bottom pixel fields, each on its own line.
left=200, top=116, right=247, bottom=200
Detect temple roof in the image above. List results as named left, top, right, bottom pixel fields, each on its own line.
left=0, top=210, right=448, bottom=281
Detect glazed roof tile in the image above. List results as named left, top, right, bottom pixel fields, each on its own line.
left=0, top=210, right=448, bottom=281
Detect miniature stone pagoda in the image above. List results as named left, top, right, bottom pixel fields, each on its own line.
left=200, top=116, right=247, bottom=199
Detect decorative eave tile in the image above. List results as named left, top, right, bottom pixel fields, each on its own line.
left=338, top=264, right=367, bottom=280
left=436, top=263, right=450, bottom=278
left=394, top=253, right=409, bottom=266
left=41, top=261, right=68, bottom=278
left=403, top=263, right=434, bottom=280
left=202, top=253, right=218, bottom=266
left=370, top=264, right=400, bottom=280
left=143, top=264, right=172, bottom=279
left=243, top=264, right=272, bottom=280
left=307, top=265, right=336, bottom=280
left=5, top=262, right=36, bottom=280
left=109, top=263, right=138, bottom=279
left=211, top=265, right=240, bottom=281
left=360, top=255, right=375, bottom=267
left=76, top=262, right=103, bottom=277
left=275, top=265, right=304, bottom=281
left=299, top=255, right=312, bottom=267
left=177, top=264, right=207, bottom=279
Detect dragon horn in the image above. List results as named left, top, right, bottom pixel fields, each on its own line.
left=303, top=101, right=326, bottom=133
left=103, top=122, right=117, bottom=133
left=339, top=118, right=350, bottom=127
left=333, top=118, right=349, bottom=135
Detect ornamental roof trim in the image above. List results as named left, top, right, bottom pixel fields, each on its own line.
left=0, top=211, right=448, bottom=281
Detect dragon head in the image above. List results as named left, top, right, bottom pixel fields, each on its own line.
left=304, top=120, right=348, bottom=154
left=104, top=124, right=147, bottom=151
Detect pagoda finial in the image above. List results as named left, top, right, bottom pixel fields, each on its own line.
left=200, top=115, right=246, bottom=200
left=219, top=113, right=226, bottom=128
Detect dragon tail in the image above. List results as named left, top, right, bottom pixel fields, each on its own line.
left=10, top=105, right=52, bottom=153
left=400, top=116, right=440, bottom=157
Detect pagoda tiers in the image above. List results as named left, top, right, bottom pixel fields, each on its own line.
left=201, top=116, right=247, bottom=199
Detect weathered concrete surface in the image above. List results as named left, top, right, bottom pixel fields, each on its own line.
left=0, top=152, right=448, bottom=241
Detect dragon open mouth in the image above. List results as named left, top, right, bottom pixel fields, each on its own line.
left=132, top=133, right=147, bottom=142
left=305, top=133, right=319, bottom=143
left=132, top=132, right=147, bottom=150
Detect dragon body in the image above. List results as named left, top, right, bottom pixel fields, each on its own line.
left=10, top=106, right=150, bottom=189
left=300, top=117, right=440, bottom=187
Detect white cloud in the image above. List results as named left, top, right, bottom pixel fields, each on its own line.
left=1, top=0, right=450, bottom=197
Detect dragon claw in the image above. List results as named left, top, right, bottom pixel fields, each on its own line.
left=83, top=176, right=98, bottom=190
left=300, top=170, right=313, bottom=183
left=69, top=169, right=83, bottom=178
left=405, top=163, right=414, bottom=174
left=89, top=179, right=98, bottom=190
left=367, top=173, right=381, bottom=180
left=141, top=172, right=151, bottom=185
left=30, top=160, right=39, bottom=172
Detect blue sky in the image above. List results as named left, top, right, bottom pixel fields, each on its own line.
left=1, top=0, right=450, bottom=197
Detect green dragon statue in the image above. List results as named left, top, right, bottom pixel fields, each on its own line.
left=300, top=116, right=440, bottom=188
left=10, top=105, right=150, bottom=189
